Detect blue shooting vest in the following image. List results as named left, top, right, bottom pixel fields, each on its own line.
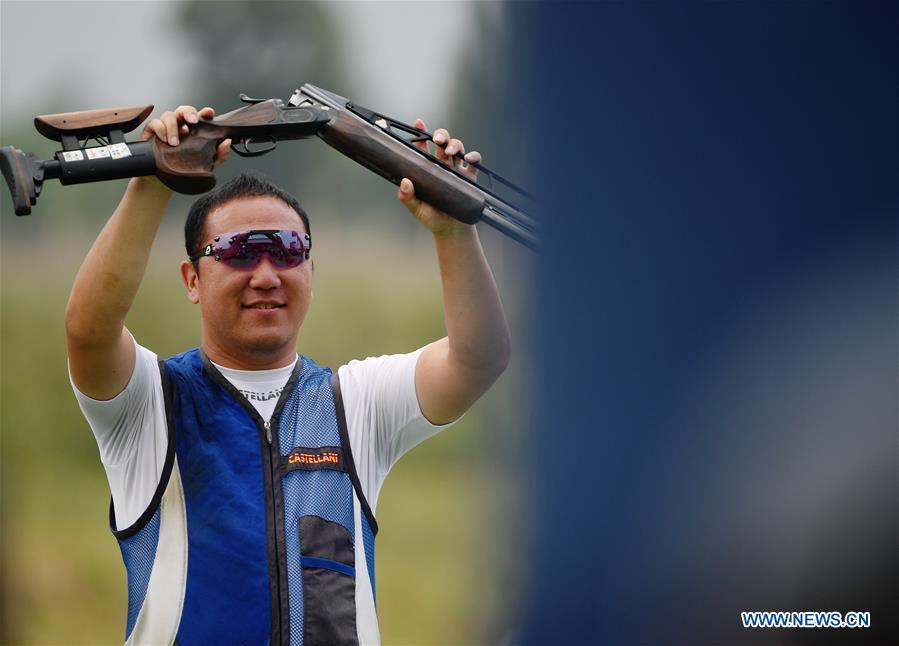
left=111, top=349, right=378, bottom=645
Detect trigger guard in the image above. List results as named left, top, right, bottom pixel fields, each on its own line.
left=230, top=136, right=278, bottom=158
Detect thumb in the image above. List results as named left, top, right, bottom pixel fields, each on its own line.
left=397, top=178, right=421, bottom=212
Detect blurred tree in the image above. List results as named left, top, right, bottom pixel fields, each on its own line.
left=177, top=1, right=344, bottom=110
left=172, top=0, right=352, bottom=210
left=450, top=2, right=536, bottom=192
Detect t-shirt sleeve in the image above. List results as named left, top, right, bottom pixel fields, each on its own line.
left=69, top=336, right=168, bottom=530
left=337, top=345, right=460, bottom=513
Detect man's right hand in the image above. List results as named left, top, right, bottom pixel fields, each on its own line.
left=140, top=105, right=231, bottom=165
left=134, top=106, right=231, bottom=194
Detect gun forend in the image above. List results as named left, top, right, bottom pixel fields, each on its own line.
left=302, top=84, right=486, bottom=225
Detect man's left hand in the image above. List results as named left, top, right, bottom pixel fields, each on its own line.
left=396, top=119, right=482, bottom=236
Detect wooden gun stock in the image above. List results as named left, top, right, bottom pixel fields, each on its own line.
left=151, top=100, right=327, bottom=193
left=150, top=125, right=225, bottom=194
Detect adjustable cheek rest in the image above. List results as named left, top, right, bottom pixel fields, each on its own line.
left=34, top=105, right=154, bottom=143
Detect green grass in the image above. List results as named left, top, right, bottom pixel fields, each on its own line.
left=1, top=216, right=529, bottom=645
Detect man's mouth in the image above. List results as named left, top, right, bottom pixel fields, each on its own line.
left=243, top=303, right=285, bottom=310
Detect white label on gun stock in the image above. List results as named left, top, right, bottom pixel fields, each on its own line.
left=62, top=150, right=84, bottom=162
left=86, top=146, right=111, bottom=160
left=108, top=143, right=131, bottom=160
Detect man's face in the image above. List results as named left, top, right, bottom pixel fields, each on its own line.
left=180, top=196, right=312, bottom=369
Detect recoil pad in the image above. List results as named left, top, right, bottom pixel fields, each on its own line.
left=0, top=146, right=38, bottom=215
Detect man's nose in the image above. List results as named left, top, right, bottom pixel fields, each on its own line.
left=248, top=256, right=282, bottom=289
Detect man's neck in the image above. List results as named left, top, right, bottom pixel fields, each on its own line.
left=202, top=342, right=298, bottom=371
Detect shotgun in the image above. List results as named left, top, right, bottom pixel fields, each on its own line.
left=0, top=84, right=538, bottom=250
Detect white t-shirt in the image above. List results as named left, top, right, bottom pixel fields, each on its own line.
left=71, top=338, right=453, bottom=531
left=211, top=358, right=295, bottom=423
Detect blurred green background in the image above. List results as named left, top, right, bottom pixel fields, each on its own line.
left=1, top=2, right=534, bottom=644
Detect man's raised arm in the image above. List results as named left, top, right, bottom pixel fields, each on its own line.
left=397, top=120, right=512, bottom=425
left=66, top=106, right=229, bottom=400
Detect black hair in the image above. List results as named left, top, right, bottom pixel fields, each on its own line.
left=184, top=170, right=311, bottom=265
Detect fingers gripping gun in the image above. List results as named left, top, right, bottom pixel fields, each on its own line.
left=1, top=85, right=538, bottom=250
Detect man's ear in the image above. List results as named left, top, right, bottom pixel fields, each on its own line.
left=180, top=260, right=201, bottom=304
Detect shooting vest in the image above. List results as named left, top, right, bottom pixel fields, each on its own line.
left=111, top=349, right=379, bottom=646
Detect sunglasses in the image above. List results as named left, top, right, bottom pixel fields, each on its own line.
left=189, top=229, right=311, bottom=270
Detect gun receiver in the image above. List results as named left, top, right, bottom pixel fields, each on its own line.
left=0, top=86, right=538, bottom=250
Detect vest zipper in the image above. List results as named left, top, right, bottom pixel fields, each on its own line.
left=264, top=415, right=284, bottom=644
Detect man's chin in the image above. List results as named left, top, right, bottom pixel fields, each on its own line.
left=249, top=336, right=293, bottom=354
left=232, top=331, right=296, bottom=359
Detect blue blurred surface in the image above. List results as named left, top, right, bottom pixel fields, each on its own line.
left=523, top=2, right=897, bottom=643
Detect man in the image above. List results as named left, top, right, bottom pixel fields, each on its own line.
left=66, top=105, right=511, bottom=645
